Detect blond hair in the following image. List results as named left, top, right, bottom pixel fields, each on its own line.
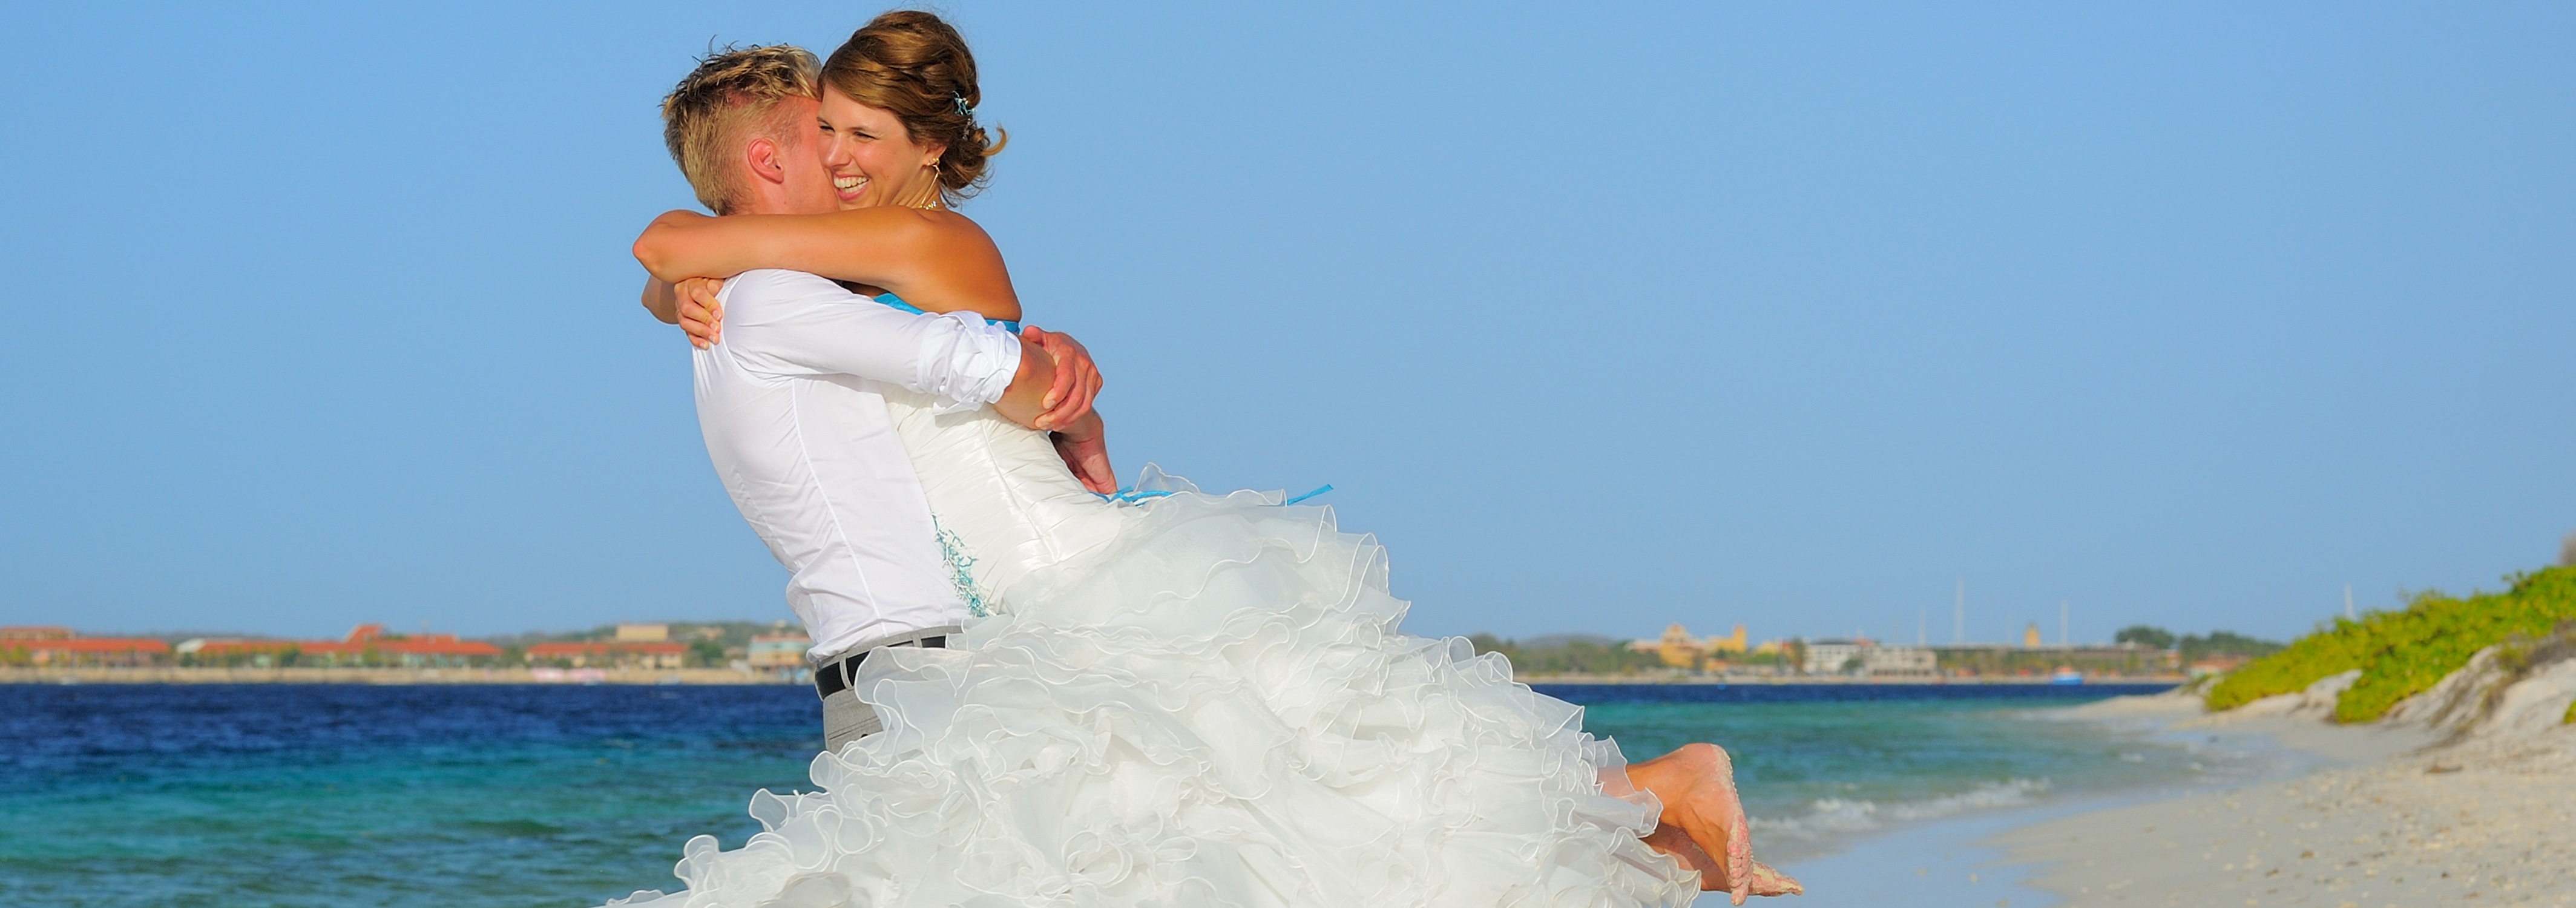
left=659, top=44, right=821, bottom=214
left=823, top=11, right=1005, bottom=207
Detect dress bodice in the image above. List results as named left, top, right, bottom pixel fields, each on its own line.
left=862, top=292, right=1128, bottom=608
left=879, top=386, right=1135, bottom=611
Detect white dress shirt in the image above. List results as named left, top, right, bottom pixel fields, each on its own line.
left=692, top=269, right=1022, bottom=662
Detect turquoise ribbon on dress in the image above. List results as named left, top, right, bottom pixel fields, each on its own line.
left=1096, top=485, right=1333, bottom=506
left=873, top=292, right=1021, bottom=334
left=1280, top=484, right=1333, bottom=505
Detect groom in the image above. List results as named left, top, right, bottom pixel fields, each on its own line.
left=639, top=45, right=1105, bottom=752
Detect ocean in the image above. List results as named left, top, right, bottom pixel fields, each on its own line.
left=0, top=682, right=2204, bottom=907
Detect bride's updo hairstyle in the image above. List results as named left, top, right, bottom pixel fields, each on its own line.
left=823, top=10, right=1006, bottom=207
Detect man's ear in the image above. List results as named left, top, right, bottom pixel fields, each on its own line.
left=744, top=137, right=789, bottom=186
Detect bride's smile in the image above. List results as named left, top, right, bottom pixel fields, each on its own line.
left=817, top=87, right=944, bottom=211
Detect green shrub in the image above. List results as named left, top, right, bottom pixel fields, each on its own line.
left=2204, top=566, right=2576, bottom=722
left=2203, top=619, right=2376, bottom=712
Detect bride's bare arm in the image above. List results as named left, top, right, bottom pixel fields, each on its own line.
left=641, top=278, right=680, bottom=324
left=631, top=208, right=1021, bottom=321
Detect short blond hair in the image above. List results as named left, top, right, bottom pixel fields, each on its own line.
left=659, top=44, right=820, bottom=214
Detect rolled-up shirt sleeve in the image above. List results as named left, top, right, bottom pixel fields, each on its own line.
left=720, top=269, right=1019, bottom=407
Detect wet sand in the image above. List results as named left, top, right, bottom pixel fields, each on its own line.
left=1995, top=699, right=2576, bottom=907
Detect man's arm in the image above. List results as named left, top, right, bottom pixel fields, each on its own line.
left=728, top=272, right=1101, bottom=433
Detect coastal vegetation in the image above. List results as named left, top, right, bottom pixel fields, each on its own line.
left=2114, top=625, right=2281, bottom=663
left=2205, top=565, right=2576, bottom=722
left=1464, top=634, right=1666, bottom=676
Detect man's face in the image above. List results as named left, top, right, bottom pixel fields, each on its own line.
left=770, top=97, right=838, bottom=215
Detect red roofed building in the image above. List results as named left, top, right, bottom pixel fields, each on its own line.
left=525, top=640, right=688, bottom=669
left=179, top=623, right=502, bottom=668
left=1, top=628, right=172, bottom=666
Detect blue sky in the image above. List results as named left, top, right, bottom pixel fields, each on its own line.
left=1, top=2, right=2568, bottom=645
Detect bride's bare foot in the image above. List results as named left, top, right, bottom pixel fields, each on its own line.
left=1639, top=823, right=1801, bottom=897
left=1627, top=743, right=1803, bottom=903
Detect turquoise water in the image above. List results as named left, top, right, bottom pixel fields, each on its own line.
left=1557, top=685, right=2208, bottom=858
left=0, top=683, right=2199, bottom=907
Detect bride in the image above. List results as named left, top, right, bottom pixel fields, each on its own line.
left=625, top=12, right=1797, bottom=907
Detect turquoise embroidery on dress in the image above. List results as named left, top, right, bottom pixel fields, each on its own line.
left=932, top=515, right=991, bottom=618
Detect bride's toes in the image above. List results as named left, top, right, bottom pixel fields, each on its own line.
left=1747, top=859, right=1802, bottom=896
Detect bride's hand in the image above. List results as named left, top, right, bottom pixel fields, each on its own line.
left=1050, top=416, right=1116, bottom=495
left=675, top=277, right=725, bottom=348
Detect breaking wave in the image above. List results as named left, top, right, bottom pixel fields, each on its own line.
left=1750, top=778, right=2054, bottom=843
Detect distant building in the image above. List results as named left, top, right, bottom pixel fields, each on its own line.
left=616, top=623, right=671, bottom=642
left=1802, top=639, right=1869, bottom=675
left=180, top=623, right=502, bottom=667
left=1627, top=623, right=1753, bottom=668
left=1864, top=645, right=1937, bottom=676
left=1932, top=642, right=2180, bottom=677
left=2, top=627, right=170, bottom=667
left=526, top=640, right=685, bottom=669
left=2023, top=623, right=2043, bottom=648
left=1654, top=624, right=1698, bottom=668
left=747, top=633, right=810, bottom=670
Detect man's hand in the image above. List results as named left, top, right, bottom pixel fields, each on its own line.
left=1050, top=414, right=1116, bottom=495
left=1020, top=326, right=1102, bottom=432
left=675, top=277, right=725, bottom=348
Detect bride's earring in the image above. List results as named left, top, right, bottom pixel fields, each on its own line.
left=915, top=160, right=943, bottom=210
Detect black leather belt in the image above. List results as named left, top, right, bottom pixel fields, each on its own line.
left=813, top=635, right=945, bottom=698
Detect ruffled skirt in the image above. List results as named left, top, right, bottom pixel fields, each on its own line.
left=611, top=484, right=1697, bottom=908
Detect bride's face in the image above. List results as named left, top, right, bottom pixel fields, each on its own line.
left=816, top=88, right=947, bottom=210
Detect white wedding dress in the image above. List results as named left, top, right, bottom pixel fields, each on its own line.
left=611, top=389, right=1698, bottom=908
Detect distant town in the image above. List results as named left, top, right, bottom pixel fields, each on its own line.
left=2, top=617, right=2275, bottom=684
left=1468, top=620, right=2277, bottom=682
left=0, top=621, right=819, bottom=682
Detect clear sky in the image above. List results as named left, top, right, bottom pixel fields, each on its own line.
left=1, top=2, right=2568, bottom=646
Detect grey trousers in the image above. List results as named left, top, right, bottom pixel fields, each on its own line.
left=818, top=625, right=960, bottom=752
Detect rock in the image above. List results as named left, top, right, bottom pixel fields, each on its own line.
left=2384, top=623, right=2576, bottom=742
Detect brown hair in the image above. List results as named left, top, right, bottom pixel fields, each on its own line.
left=659, top=44, right=821, bottom=214
left=822, top=10, right=1006, bottom=206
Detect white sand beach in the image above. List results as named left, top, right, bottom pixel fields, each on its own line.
left=1992, top=658, right=2576, bottom=908
left=1996, top=715, right=2576, bottom=906
left=1715, top=643, right=2576, bottom=908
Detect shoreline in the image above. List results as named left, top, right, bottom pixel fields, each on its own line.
left=1714, top=688, right=2576, bottom=907
left=1991, top=705, right=2576, bottom=906
left=1800, top=688, right=2576, bottom=908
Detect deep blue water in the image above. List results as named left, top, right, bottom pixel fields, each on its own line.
left=0, top=682, right=2200, bottom=907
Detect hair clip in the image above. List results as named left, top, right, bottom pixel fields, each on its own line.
left=953, top=94, right=972, bottom=117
